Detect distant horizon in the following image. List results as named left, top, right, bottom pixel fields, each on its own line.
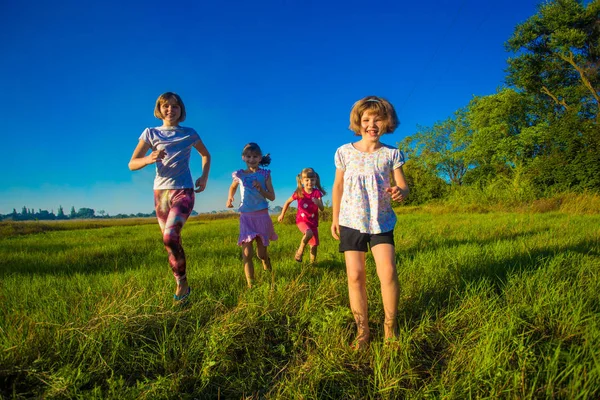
left=1, top=203, right=288, bottom=218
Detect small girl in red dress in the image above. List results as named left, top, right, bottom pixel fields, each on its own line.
left=278, top=168, right=326, bottom=264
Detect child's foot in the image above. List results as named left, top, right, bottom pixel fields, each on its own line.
left=352, top=328, right=370, bottom=350
left=294, top=251, right=303, bottom=263
left=384, top=320, right=399, bottom=341
left=175, top=278, right=189, bottom=298
left=173, top=287, right=191, bottom=307
left=262, top=257, right=272, bottom=271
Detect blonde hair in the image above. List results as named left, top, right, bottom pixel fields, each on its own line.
left=348, top=95, right=399, bottom=135
left=295, top=168, right=327, bottom=198
left=154, top=92, right=186, bottom=123
left=242, top=142, right=271, bottom=166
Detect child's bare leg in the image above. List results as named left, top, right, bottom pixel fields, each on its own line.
left=242, top=242, right=255, bottom=287
left=372, top=244, right=399, bottom=340
left=309, top=245, right=318, bottom=264
left=296, top=229, right=313, bottom=261
left=255, top=237, right=271, bottom=271
left=345, top=251, right=370, bottom=348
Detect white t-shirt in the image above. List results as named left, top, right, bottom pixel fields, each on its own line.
left=139, top=126, right=201, bottom=190
left=334, top=142, right=405, bottom=234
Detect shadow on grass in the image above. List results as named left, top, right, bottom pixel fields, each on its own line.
left=400, top=237, right=599, bottom=325
left=398, top=226, right=553, bottom=260
left=0, top=243, right=163, bottom=277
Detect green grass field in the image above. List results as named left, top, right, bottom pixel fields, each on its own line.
left=1, top=210, right=599, bottom=399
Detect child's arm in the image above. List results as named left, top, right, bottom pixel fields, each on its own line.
left=385, top=167, right=409, bottom=201
left=226, top=181, right=239, bottom=208
left=193, top=140, right=211, bottom=193
left=277, top=196, right=294, bottom=222
left=314, top=193, right=324, bottom=211
left=128, top=140, right=164, bottom=171
left=253, top=174, right=276, bottom=202
left=331, top=168, right=345, bottom=240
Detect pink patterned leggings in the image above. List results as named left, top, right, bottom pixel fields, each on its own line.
left=154, top=189, right=195, bottom=282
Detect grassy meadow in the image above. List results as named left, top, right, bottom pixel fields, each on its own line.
left=1, top=207, right=600, bottom=399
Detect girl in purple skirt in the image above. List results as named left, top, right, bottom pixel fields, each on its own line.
left=226, top=142, right=277, bottom=287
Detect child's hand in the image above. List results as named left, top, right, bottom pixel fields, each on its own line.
left=331, top=221, right=340, bottom=240
left=226, top=197, right=234, bottom=208
left=195, top=176, right=208, bottom=193
left=252, top=180, right=262, bottom=190
left=385, top=186, right=407, bottom=202
left=312, top=198, right=320, bottom=205
left=147, top=149, right=166, bottom=164
left=277, top=214, right=284, bottom=222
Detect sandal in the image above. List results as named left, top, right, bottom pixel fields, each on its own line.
left=173, top=287, right=191, bottom=307
left=294, top=252, right=303, bottom=263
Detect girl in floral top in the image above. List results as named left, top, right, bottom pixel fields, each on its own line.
left=227, top=142, right=277, bottom=288
left=278, top=168, right=326, bottom=264
left=331, top=95, right=409, bottom=349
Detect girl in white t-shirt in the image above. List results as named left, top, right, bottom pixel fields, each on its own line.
left=129, top=92, right=211, bottom=307
left=331, top=95, right=409, bottom=349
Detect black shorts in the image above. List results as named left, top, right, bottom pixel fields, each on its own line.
left=338, top=226, right=395, bottom=253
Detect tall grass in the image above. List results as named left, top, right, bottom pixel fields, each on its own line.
left=1, top=210, right=599, bottom=399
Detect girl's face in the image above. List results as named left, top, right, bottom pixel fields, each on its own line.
left=302, top=176, right=316, bottom=190
left=242, top=151, right=262, bottom=169
left=160, top=99, right=181, bottom=126
left=360, top=111, right=383, bottom=141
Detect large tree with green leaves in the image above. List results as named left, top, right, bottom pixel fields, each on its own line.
left=463, top=88, right=545, bottom=184
left=503, top=0, right=600, bottom=191
left=506, top=0, right=599, bottom=120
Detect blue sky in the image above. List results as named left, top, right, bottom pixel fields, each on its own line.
left=2, top=0, right=542, bottom=215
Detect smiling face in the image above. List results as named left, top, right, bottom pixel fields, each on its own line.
left=302, top=175, right=316, bottom=191
left=159, top=99, right=182, bottom=126
left=360, top=111, right=383, bottom=141
left=242, top=151, right=262, bottom=170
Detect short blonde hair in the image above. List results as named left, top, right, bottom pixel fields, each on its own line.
left=154, top=92, right=186, bottom=123
left=349, top=95, right=399, bottom=135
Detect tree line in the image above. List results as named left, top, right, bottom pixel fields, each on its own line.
left=400, top=0, right=599, bottom=205
left=2, top=206, right=157, bottom=221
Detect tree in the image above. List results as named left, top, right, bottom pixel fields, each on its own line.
left=465, top=89, right=541, bottom=179
left=401, top=159, right=448, bottom=204
left=506, top=0, right=600, bottom=121
left=504, top=0, right=600, bottom=191
left=57, top=206, right=66, bottom=219
left=76, top=208, right=95, bottom=219
left=401, top=108, right=471, bottom=186
left=70, top=206, right=76, bottom=219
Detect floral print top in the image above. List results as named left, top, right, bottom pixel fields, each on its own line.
left=334, top=143, right=405, bottom=234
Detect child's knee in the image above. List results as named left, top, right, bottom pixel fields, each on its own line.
left=347, top=272, right=365, bottom=286
left=305, top=229, right=314, bottom=239
left=163, top=232, right=180, bottom=248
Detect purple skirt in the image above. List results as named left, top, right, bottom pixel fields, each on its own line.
left=238, top=209, right=278, bottom=246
